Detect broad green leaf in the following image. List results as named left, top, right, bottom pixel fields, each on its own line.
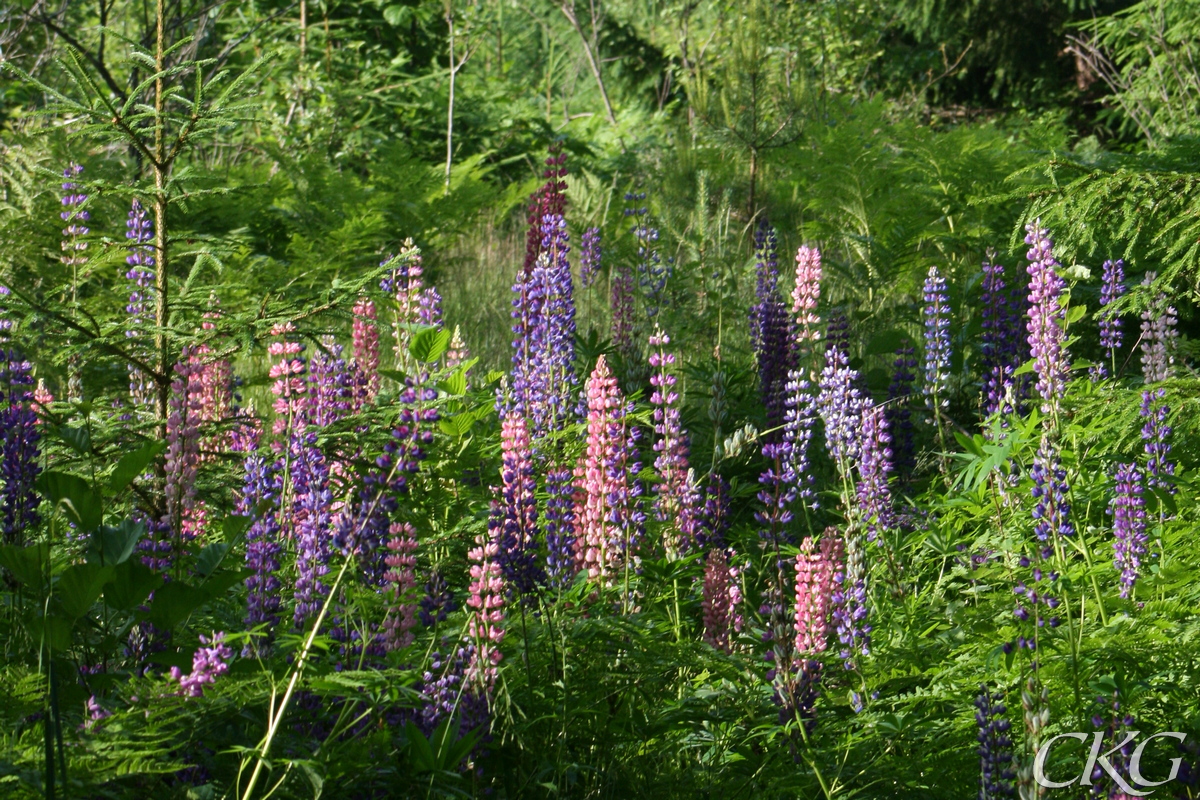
left=194, top=542, right=229, bottom=578
left=146, top=581, right=210, bottom=629
left=437, top=367, right=467, bottom=396
left=0, top=543, right=51, bottom=593
left=86, top=518, right=144, bottom=566
left=36, top=471, right=103, bottom=531
left=409, top=327, right=450, bottom=364
left=222, top=514, right=253, bottom=544
left=109, top=441, right=166, bottom=493
left=105, top=561, right=163, bottom=611
left=55, top=424, right=91, bottom=455
left=57, top=563, right=114, bottom=618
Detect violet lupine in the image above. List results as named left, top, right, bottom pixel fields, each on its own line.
left=1140, top=389, right=1174, bottom=490
left=495, top=412, right=543, bottom=594
left=351, top=296, right=381, bottom=403
left=1011, top=437, right=1069, bottom=653
left=1, top=350, right=41, bottom=546
left=125, top=199, right=155, bottom=408
left=980, top=254, right=1024, bottom=416
left=574, top=355, right=644, bottom=584
left=751, top=220, right=796, bottom=436
left=887, top=343, right=918, bottom=476
left=824, top=311, right=851, bottom=361
left=82, top=696, right=111, bottom=731
left=975, top=686, right=1016, bottom=799
left=922, top=265, right=951, bottom=412
left=466, top=521, right=505, bottom=697
left=240, top=454, right=282, bottom=653
left=1138, top=272, right=1178, bottom=383
left=307, top=339, right=355, bottom=428
left=783, top=371, right=818, bottom=505
left=383, top=240, right=437, bottom=365
left=694, top=474, right=731, bottom=550
left=419, top=645, right=489, bottom=740
left=649, top=327, right=695, bottom=555
left=1094, top=259, right=1126, bottom=380
left=420, top=570, right=457, bottom=626
left=831, top=529, right=870, bottom=670
left=794, top=534, right=842, bottom=655
left=532, top=213, right=578, bottom=438
left=1089, top=688, right=1139, bottom=796
left=292, top=443, right=332, bottom=629
left=856, top=403, right=895, bottom=544
left=1109, top=462, right=1147, bottom=599
left=170, top=632, right=233, bottom=698
left=163, top=355, right=203, bottom=546
left=702, top=548, right=741, bottom=653
left=792, top=245, right=823, bottom=354
left=383, top=522, right=419, bottom=650
left=1024, top=222, right=1071, bottom=415
left=508, top=251, right=547, bottom=422
left=816, top=344, right=864, bottom=470
left=610, top=266, right=636, bottom=356
left=544, top=466, right=578, bottom=587
left=580, top=226, right=602, bottom=288
left=626, top=193, right=669, bottom=317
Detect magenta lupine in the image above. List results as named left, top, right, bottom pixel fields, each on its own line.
left=794, top=534, right=842, bottom=655
left=466, top=523, right=505, bottom=697
left=580, top=226, right=602, bottom=288
left=856, top=403, right=895, bottom=543
left=702, top=548, right=740, bottom=653
left=194, top=294, right=232, bottom=427
left=351, top=296, right=380, bottom=403
left=1094, top=259, right=1126, bottom=379
left=1024, top=222, right=1071, bottom=414
left=792, top=245, right=823, bottom=351
left=751, top=220, right=795, bottom=436
left=125, top=199, right=155, bottom=408
left=383, top=522, right=419, bottom=650
left=170, top=632, right=233, bottom=698
left=1139, top=272, right=1178, bottom=383
left=1109, top=462, right=1147, bottom=599
left=575, top=356, right=643, bottom=583
left=649, top=327, right=695, bottom=555
left=268, top=322, right=306, bottom=441
left=1140, top=389, right=1175, bottom=490
left=923, top=265, right=951, bottom=412
left=241, top=454, right=283, bottom=651
left=495, top=412, right=543, bottom=593
left=524, top=145, right=568, bottom=276
left=1, top=349, right=41, bottom=546
left=163, top=355, right=203, bottom=546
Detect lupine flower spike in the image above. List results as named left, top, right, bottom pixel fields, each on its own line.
left=125, top=199, right=155, bottom=409
left=649, top=327, right=696, bottom=556
left=1139, top=272, right=1178, bottom=383
left=1094, top=258, right=1125, bottom=380
left=1109, top=463, right=1147, bottom=599
left=751, top=220, right=795, bottom=436
left=1024, top=222, right=1070, bottom=417
left=1140, top=389, right=1175, bottom=491
left=976, top=686, right=1016, bottom=798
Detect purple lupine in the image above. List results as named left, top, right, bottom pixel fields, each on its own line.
left=170, top=632, right=233, bottom=698
left=611, top=268, right=636, bottom=358
left=694, top=474, right=731, bottom=550
left=418, top=644, right=489, bottom=741
left=292, top=441, right=332, bottom=629
left=975, top=686, right=1016, bottom=799
left=1109, top=462, right=1147, bottom=599
left=831, top=531, right=870, bottom=669
left=1140, top=389, right=1175, bottom=491
left=1024, top=222, right=1070, bottom=415
left=750, top=220, right=795, bottom=438
left=125, top=199, right=156, bottom=408
left=1089, top=687, right=1138, bottom=796
left=495, top=412, right=543, bottom=594
left=61, top=163, right=89, bottom=401
left=1011, top=437, right=1069, bottom=653
left=824, top=311, right=851, bottom=360
left=535, top=213, right=578, bottom=437
left=783, top=370, right=818, bottom=506
left=923, top=265, right=951, bottom=412
left=1094, top=259, right=1125, bottom=380
left=543, top=466, right=577, bottom=586
left=886, top=343, right=917, bottom=475
left=0, top=349, right=41, bottom=546
left=382, top=240, right=436, bottom=364
left=507, top=244, right=547, bottom=422
left=756, top=435, right=799, bottom=708
left=856, top=403, right=894, bottom=543
left=816, top=344, right=864, bottom=469
left=1138, top=272, right=1178, bottom=383
left=580, top=226, right=602, bottom=288
left=419, top=570, right=457, bottom=627
left=241, top=454, right=283, bottom=652
left=980, top=254, right=1024, bottom=416
left=649, top=327, right=695, bottom=555
left=626, top=192, right=669, bottom=317
left=306, top=339, right=355, bottom=428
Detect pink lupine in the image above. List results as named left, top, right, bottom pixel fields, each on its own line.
left=191, top=293, right=232, bottom=456
left=792, top=245, right=823, bottom=350
left=383, top=522, right=419, bottom=651
left=163, top=353, right=203, bottom=544
left=702, top=548, right=742, bottom=653
left=268, top=322, right=306, bottom=440
left=649, top=327, right=695, bottom=556
left=32, top=380, right=54, bottom=423
left=574, top=355, right=644, bottom=584
left=794, top=533, right=842, bottom=655
left=466, top=522, right=505, bottom=695
left=352, top=296, right=380, bottom=402
left=386, top=240, right=441, bottom=365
